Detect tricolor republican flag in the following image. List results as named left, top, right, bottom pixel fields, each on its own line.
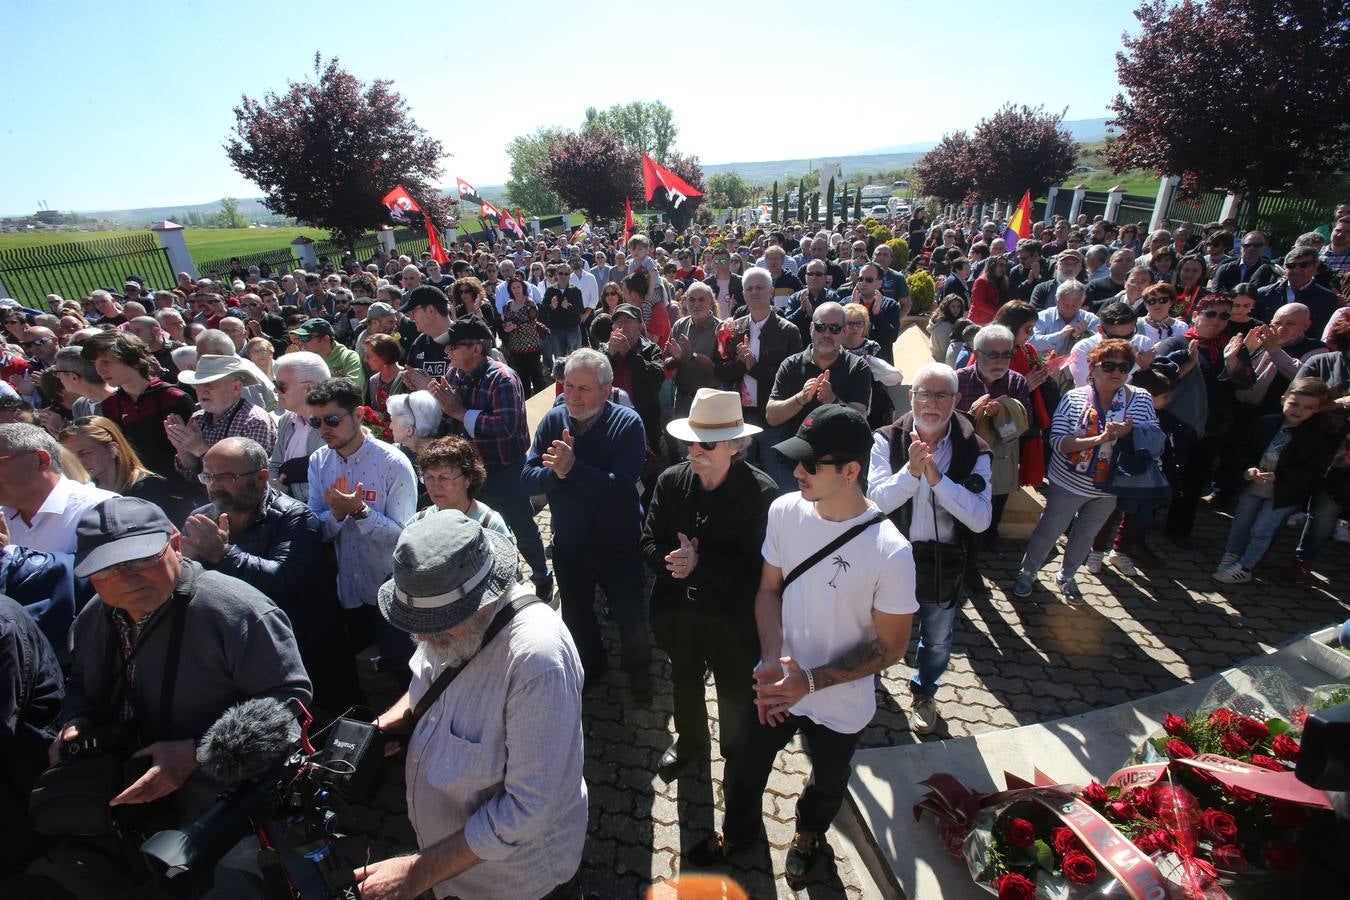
left=1004, top=190, right=1032, bottom=250
left=641, top=154, right=701, bottom=208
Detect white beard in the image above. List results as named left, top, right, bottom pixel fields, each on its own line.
left=417, top=607, right=494, bottom=669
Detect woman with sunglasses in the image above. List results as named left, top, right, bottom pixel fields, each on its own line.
left=1012, top=339, right=1159, bottom=604
left=599, top=282, right=624, bottom=317
left=1136, top=283, right=1184, bottom=347
left=1, top=311, right=28, bottom=345
left=59, top=415, right=194, bottom=524
left=1113, top=223, right=1143, bottom=255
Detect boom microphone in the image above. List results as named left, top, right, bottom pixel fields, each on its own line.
left=197, top=696, right=301, bottom=785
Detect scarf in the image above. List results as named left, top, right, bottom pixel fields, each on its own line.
left=1183, top=326, right=1224, bottom=364
left=1068, top=382, right=1126, bottom=486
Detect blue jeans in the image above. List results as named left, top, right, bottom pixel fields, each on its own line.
left=1295, top=483, right=1345, bottom=564
left=551, top=325, right=583, bottom=360
left=1225, top=488, right=1296, bottom=570
left=910, top=601, right=959, bottom=698
left=476, top=459, right=550, bottom=584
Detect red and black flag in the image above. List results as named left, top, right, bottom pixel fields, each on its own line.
left=641, top=154, right=701, bottom=208
left=456, top=177, right=482, bottom=206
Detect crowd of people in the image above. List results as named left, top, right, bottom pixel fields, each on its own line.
left=0, top=198, right=1347, bottom=898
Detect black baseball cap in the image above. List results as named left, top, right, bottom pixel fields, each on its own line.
left=75, top=497, right=172, bottom=578
left=612, top=303, right=643, bottom=321
left=445, top=316, right=495, bottom=344
left=773, top=404, right=873, bottom=464
left=400, top=284, right=449, bottom=315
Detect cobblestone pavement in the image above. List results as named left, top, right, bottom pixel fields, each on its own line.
left=344, top=497, right=1350, bottom=900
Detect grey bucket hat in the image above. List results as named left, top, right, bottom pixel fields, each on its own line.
left=377, top=509, right=518, bottom=635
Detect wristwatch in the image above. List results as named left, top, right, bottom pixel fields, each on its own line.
left=351, top=504, right=371, bottom=520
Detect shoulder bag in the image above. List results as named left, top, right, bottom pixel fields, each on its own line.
left=781, top=512, right=886, bottom=592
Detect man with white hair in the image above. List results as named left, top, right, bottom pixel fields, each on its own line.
left=868, top=362, right=992, bottom=733
left=522, top=349, right=651, bottom=700
left=0, top=423, right=116, bottom=554
left=270, top=351, right=330, bottom=502
left=1029, top=280, right=1099, bottom=356
left=757, top=245, right=802, bottom=310
left=401, top=264, right=424, bottom=296
left=663, top=282, right=723, bottom=425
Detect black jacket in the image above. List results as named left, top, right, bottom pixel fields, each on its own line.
left=712, top=311, right=804, bottom=419
left=640, top=460, right=776, bottom=651
left=1241, top=413, right=1339, bottom=509
left=605, top=337, right=666, bottom=452
left=1211, top=258, right=1279, bottom=293
left=191, top=487, right=337, bottom=651
left=702, top=273, right=744, bottom=310
left=1255, top=279, right=1343, bottom=336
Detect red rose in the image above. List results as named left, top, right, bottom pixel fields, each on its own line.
left=1209, top=708, right=1238, bottom=729
left=1129, top=786, right=1157, bottom=817
left=1133, top=830, right=1165, bottom=854
left=1003, top=817, right=1035, bottom=849
left=1106, top=799, right=1137, bottom=821
left=1081, top=782, right=1110, bottom=805
left=1165, top=738, right=1197, bottom=760
left=1200, top=809, right=1239, bottom=842
left=1235, top=716, right=1270, bottom=741
left=1272, top=734, right=1301, bottom=761
left=995, top=872, right=1036, bottom=900
left=1270, top=800, right=1309, bottom=829
left=1263, top=841, right=1304, bottom=874
left=1051, top=826, right=1085, bottom=857
left=1224, top=784, right=1260, bottom=805
left=1061, top=850, right=1099, bottom=885
left=1220, top=731, right=1252, bottom=756
left=1212, top=843, right=1247, bottom=872
left=1163, top=713, right=1189, bottom=736
left=1249, top=754, right=1285, bottom=772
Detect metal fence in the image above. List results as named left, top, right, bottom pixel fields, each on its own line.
left=392, top=227, right=429, bottom=259
left=0, top=232, right=173, bottom=310
left=1165, top=190, right=1227, bottom=228
left=313, top=234, right=382, bottom=269
left=194, top=246, right=298, bottom=280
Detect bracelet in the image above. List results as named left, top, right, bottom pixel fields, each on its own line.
left=804, top=667, right=816, bottom=695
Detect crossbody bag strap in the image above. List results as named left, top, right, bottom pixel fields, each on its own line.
left=781, top=512, right=886, bottom=592
left=155, top=594, right=190, bottom=738
left=408, top=594, right=544, bottom=733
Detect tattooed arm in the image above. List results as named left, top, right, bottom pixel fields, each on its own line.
left=811, top=610, right=913, bottom=690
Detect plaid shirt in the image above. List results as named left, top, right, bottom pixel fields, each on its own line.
left=955, top=364, right=1031, bottom=414
left=1321, top=246, right=1350, bottom=274
left=174, top=398, right=278, bottom=480
left=448, top=357, right=529, bottom=470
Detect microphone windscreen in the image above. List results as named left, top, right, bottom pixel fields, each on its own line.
left=197, top=696, right=301, bottom=785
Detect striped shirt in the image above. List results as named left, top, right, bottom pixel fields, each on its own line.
left=1321, top=246, right=1350, bottom=274
left=1049, top=384, right=1158, bottom=497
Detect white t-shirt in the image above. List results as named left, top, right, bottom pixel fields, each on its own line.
left=762, top=493, right=917, bottom=733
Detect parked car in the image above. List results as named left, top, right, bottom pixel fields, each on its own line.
left=870, top=204, right=889, bottom=218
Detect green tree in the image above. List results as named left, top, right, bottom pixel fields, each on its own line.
left=771, top=181, right=779, bottom=223
left=583, top=101, right=678, bottom=162
left=708, top=171, right=753, bottom=209
left=825, top=177, right=836, bottom=228
left=505, top=127, right=565, bottom=215
left=216, top=197, right=246, bottom=229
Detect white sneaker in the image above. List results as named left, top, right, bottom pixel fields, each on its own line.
left=1106, top=551, right=1137, bottom=576
left=1336, top=520, right=1350, bottom=543
left=1214, top=562, right=1252, bottom=584
left=1286, top=512, right=1308, bottom=529
left=1085, top=551, right=1104, bottom=574
left=1218, top=552, right=1239, bottom=570
left=911, top=695, right=940, bottom=735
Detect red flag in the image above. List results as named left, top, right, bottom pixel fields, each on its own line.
left=500, top=209, right=524, bottom=239
left=517, top=209, right=527, bottom=237
left=641, top=154, right=701, bottom=208
left=623, top=196, right=635, bottom=244
left=455, top=177, right=481, bottom=205
left=479, top=199, right=501, bottom=221
left=382, top=184, right=421, bottom=221
left=424, top=217, right=449, bottom=265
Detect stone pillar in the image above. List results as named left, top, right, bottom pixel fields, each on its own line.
left=1150, top=176, right=1180, bottom=232
left=1067, top=184, right=1088, bottom=224
left=376, top=227, right=396, bottom=256
left=1104, top=185, right=1125, bottom=224
left=151, top=221, right=196, bottom=279
left=1044, top=186, right=1059, bottom=222
left=529, top=217, right=541, bottom=237
left=291, top=236, right=318, bottom=270
left=1220, top=192, right=1243, bottom=223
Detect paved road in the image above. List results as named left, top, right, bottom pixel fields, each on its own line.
left=348, top=497, right=1350, bottom=899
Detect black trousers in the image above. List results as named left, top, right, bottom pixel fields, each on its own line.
left=1167, top=435, right=1221, bottom=535
left=651, top=602, right=757, bottom=758
left=721, top=710, right=861, bottom=845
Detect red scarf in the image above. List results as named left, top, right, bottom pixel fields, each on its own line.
left=1183, top=326, right=1224, bottom=364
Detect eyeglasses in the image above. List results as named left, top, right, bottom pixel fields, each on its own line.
left=91, top=545, right=169, bottom=578
left=912, top=389, right=955, bottom=403
left=800, top=457, right=849, bottom=475
left=688, top=439, right=721, bottom=451
left=1198, top=309, right=1231, bottom=319
left=845, top=320, right=866, bottom=329
left=308, top=413, right=349, bottom=428
left=198, top=468, right=261, bottom=486
left=1096, top=361, right=1131, bottom=373
left=860, top=276, right=879, bottom=283
left=1288, top=260, right=1317, bottom=270
left=978, top=349, right=1014, bottom=360
left=813, top=322, right=844, bottom=334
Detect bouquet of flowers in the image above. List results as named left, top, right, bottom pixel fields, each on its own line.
left=357, top=404, right=392, bottom=443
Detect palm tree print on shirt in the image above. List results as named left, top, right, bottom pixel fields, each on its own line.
left=827, top=554, right=851, bottom=588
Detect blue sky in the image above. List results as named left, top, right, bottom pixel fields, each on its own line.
left=0, top=0, right=1141, bottom=213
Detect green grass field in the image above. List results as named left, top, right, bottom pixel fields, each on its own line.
left=0, top=226, right=323, bottom=258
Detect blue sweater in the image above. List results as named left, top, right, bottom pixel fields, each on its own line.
left=522, top=402, right=646, bottom=550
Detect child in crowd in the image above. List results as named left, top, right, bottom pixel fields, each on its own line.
left=1214, top=376, right=1338, bottom=583
left=946, top=319, right=979, bottom=369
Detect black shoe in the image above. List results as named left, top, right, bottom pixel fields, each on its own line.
left=532, top=574, right=553, bottom=604
left=785, top=830, right=823, bottom=888
left=687, top=832, right=750, bottom=868
left=657, top=739, right=707, bottom=781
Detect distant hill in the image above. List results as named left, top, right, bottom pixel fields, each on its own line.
left=702, top=152, right=924, bottom=187
left=860, top=117, right=1114, bottom=155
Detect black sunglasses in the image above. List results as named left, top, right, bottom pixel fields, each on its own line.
left=813, top=322, right=844, bottom=334
left=1096, top=361, right=1131, bottom=373
left=800, top=457, right=849, bottom=475
left=1198, top=310, right=1231, bottom=320
left=689, top=439, right=721, bottom=450
left=307, top=413, right=349, bottom=428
